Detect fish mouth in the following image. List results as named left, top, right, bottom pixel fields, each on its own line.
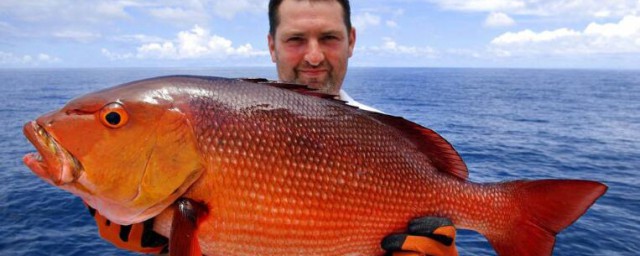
left=23, top=121, right=83, bottom=186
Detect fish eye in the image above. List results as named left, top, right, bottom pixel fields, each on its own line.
left=105, top=112, right=121, bottom=125
left=99, top=103, right=128, bottom=128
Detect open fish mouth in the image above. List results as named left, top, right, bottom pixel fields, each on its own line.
left=23, top=121, right=83, bottom=186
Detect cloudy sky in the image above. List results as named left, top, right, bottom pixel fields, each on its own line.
left=1, top=0, right=640, bottom=69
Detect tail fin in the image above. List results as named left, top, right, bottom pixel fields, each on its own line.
left=486, top=180, right=607, bottom=256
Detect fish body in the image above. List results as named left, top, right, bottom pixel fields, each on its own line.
left=23, top=76, right=606, bottom=255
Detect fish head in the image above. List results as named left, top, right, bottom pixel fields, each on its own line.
left=23, top=81, right=204, bottom=225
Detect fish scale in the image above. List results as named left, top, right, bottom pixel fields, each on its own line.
left=183, top=80, right=506, bottom=255
left=22, top=76, right=607, bottom=256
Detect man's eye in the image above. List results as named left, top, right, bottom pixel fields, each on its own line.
left=322, top=35, right=339, bottom=41
left=287, top=37, right=303, bottom=42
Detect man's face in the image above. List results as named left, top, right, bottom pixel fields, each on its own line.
left=268, top=0, right=356, bottom=95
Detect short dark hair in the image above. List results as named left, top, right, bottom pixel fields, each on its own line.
left=268, top=0, right=352, bottom=37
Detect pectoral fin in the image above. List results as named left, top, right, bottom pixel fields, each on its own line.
left=170, top=198, right=207, bottom=256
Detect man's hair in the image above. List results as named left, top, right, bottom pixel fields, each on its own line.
left=268, top=0, right=352, bottom=37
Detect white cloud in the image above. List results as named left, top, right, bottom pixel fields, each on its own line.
left=392, top=8, right=405, bottom=17
left=484, top=12, right=515, bottom=27
left=148, top=7, right=210, bottom=25
left=111, top=34, right=167, bottom=44
left=210, top=0, right=267, bottom=19
left=490, top=15, right=640, bottom=55
left=428, top=0, right=640, bottom=17
left=36, top=53, right=60, bottom=63
left=52, top=30, right=102, bottom=43
left=584, top=15, right=640, bottom=37
left=428, top=0, right=525, bottom=12
left=0, top=0, right=268, bottom=39
left=491, top=28, right=581, bottom=44
left=144, top=0, right=267, bottom=24
left=0, top=21, right=24, bottom=38
left=103, top=25, right=268, bottom=60
left=101, top=49, right=134, bottom=60
left=353, top=12, right=381, bottom=31
left=0, top=0, right=267, bottom=21
left=446, top=48, right=483, bottom=58
left=0, top=0, right=143, bottom=40
left=148, top=0, right=267, bottom=22
left=0, top=51, right=61, bottom=65
left=359, top=37, right=437, bottom=57
left=94, top=1, right=133, bottom=19
left=0, top=0, right=139, bottom=23
left=0, top=21, right=15, bottom=31
left=353, top=7, right=405, bottom=31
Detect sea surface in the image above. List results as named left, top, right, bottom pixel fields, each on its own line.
left=0, top=67, right=638, bottom=255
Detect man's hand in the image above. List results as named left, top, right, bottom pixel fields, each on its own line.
left=85, top=203, right=168, bottom=254
left=87, top=201, right=457, bottom=255
left=382, top=217, right=458, bottom=256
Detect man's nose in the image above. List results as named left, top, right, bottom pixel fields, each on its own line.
left=304, top=40, right=325, bottom=66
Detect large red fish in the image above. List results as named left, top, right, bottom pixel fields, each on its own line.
left=23, top=76, right=606, bottom=255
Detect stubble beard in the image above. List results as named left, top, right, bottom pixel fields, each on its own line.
left=292, top=64, right=339, bottom=95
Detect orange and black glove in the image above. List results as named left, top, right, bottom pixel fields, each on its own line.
left=382, top=217, right=458, bottom=256
left=85, top=203, right=168, bottom=254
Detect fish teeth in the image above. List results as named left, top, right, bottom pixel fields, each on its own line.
left=37, top=125, right=57, bottom=154
left=35, top=154, right=43, bottom=162
left=68, top=151, right=82, bottom=172
left=46, top=137, right=57, bottom=153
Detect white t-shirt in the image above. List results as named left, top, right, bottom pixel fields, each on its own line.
left=339, top=89, right=383, bottom=113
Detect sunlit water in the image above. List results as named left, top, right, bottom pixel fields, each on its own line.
left=1, top=67, right=638, bottom=255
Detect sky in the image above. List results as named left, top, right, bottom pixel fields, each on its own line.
left=1, top=0, right=640, bottom=69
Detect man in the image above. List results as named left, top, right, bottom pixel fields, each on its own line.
left=268, top=0, right=350, bottom=96
left=90, top=0, right=459, bottom=255
left=266, top=1, right=458, bottom=255
left=267, top=0, right=381, bottom=112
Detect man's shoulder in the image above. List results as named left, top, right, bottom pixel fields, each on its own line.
left=338, top=90, right=383, bottom=113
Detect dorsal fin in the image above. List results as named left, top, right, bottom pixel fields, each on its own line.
left=368, top=113, right=469, bottom=180
left=238, top=77, right=468, bottom=179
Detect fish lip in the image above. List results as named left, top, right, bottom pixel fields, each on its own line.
left=23, top=121, right=83, bottom=185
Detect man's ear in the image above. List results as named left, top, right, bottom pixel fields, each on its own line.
left=268, top=34, right=277, bottom=63
left=348, top=27, right=356, bottom=58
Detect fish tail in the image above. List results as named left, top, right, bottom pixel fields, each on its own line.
left=484, top=180, right=606, bottom=256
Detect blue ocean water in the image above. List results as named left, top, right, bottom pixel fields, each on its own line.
left=0, top=67, right=638, bottom=255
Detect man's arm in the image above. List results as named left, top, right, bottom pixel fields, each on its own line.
left=87, top=203, right=457, bottom=255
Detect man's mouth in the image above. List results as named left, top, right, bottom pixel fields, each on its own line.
left=298, top=69, right=328, bottom=77
left=23, top=121, right=83, bottom=185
